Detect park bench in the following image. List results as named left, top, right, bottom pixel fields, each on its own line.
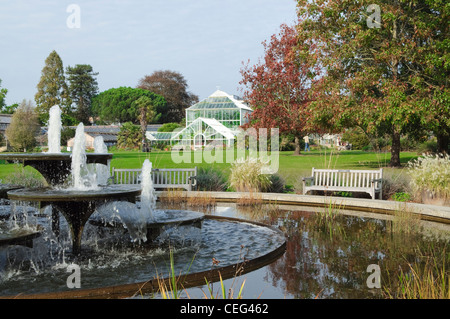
left=302, top=168, right=383, bottom=200
left=110, top=167, right=197, bottom=191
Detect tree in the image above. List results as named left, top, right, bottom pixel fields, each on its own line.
left=5, top=100, right=40, bottom=152
left=0, top=79, right=7, bottom=112
left=240, top=23, right=318, bottom=155
left=35, top=50, right=72, bottom=124
left=135, top=96, right=157, bottom=152
left=91, top=87, right=165, bottom=124
left=0, top=79, right=18, bottom=114
left=117, top=122, right=141, bottom=150
left=157, top=122, right=182, bottom=132
left=296, top=0, right=449, bottom=164
left=137, top=70, right=199, bottom=123
left=66, top=64, right=99, bottom=125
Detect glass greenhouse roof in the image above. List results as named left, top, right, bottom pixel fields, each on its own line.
left=188, top=97, right=238, bottom=110
left=187, top=90, right=253, bottom=112
left=146, top=132, right=173, bottom=141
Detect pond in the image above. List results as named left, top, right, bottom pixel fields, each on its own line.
left=0, top=200, right=449, bottom=299
left=181, top=201, right=449, bottom=299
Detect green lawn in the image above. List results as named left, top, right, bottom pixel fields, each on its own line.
left=0, top=149, right=419, bottom=191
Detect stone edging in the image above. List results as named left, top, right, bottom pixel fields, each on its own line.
left=158, top=191, right=450, bottom=224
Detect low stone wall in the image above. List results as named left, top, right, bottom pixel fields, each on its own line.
left=157, top=191, right=450, bottom=224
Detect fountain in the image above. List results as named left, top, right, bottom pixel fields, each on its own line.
left=0, top=106, right=113, bottom=185
left=0, top=105, right=286, bottom=298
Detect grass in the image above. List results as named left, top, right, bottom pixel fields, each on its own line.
left=0, top=149, right=419, bottom=192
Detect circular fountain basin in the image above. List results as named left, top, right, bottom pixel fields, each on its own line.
left=0, top=228, right=41, bottom=248
left=90, top=208, right=205, bottom=243
left=90, top=209, right=204, bottom=228
left=7, top=184, right=141, bottom=203
left=0, top=184, right=23, bottom=199
left=0, top=213, right=286, bottom=298
left=0, top=153, right=113, bottom=185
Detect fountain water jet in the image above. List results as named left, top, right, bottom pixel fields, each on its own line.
left=140, top=159, right=156, bottom=222
left=69, top=123, right=99, bottom=190
left=47, top=105, right=62, bottom=153
left=94, top=136, right=110, bottom=186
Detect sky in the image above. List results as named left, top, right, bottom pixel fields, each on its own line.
left=0, top=0, right=298, bottom=106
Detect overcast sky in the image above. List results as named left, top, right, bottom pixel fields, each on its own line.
left=0, top=0, right=298, bottom=105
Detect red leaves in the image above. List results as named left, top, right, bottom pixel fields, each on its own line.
left=240, top=24, right=315, bottom=135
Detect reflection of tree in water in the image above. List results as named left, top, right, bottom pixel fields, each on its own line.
left=265, top=208, right=448, bottom=299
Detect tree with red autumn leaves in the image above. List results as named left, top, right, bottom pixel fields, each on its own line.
left=240, top=23, right=321, bottom=155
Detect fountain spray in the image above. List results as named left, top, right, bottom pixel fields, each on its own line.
left=47, top=105, right=62, bottom=153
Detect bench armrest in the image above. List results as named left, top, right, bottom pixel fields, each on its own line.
left=189, top=175, right=197, bottom=187
left=302, top=176, right=314, bottom=189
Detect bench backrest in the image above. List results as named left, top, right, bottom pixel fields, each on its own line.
left=311, top=168, right=383, bottom=189
left=111, top=167, right=197, bottom=187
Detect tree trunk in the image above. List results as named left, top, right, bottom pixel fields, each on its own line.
left=293, top=136, right=302, bottom=156
left=390, top=128, right=401, bottom=167
left=436, top=131, right=449, bottom=155
left=389, top=20, right=401, bottom=168
left=140, top=108, right=149, bottom=152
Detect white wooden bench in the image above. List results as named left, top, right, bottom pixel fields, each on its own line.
left=110, top=167, right=197, bottom=191
left=302, top=168, right=383, bottom=199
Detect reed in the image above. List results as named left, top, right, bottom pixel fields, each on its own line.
left=384, top=246, right=450, bottom=299
left=236, top=191, right=263, bottom=207
left=387, top=208, right=422, bottom=236
left=159, top=188, right=186, bottom=209
left=187, top=192, right=216, bottom=210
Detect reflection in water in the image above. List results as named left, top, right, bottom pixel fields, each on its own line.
left=226, top=203, right=449, bottom=299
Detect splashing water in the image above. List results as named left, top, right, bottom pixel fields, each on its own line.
left=94, top=201, right=148, bottom=243
left=47, top=105, right=62, bottom=153
left=140, top=159, right=156, bottom=222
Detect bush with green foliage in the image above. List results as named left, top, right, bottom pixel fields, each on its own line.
left=342, top=127, right=370, bottom=150
left=196, top=167, right=228, bottom=191
left=264, top=174, right=287, bottom=193
left=157, top=122, right=181, bottom=132
left=117, top=122, right=141, bottom=150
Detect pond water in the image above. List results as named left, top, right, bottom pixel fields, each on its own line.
left=0, top=200, right=449, bottom=299
left=183, top=202, right=450, bottom=299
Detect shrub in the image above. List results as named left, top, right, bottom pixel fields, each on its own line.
left=382, top=171, right=411, bottom=201
left=196, top=167, right=228, bottom=191
left=408, top=153, right=450, bottom=201
left=391, top=192, right=412, bottom=202
left=117, top=122, right=141, bottom=150
left=342, top=127, right=370, bottom=150
left=264, top=174, right=286, bottom=193
left=229, top=158, right=271, bottom=192
left=5, top=100, right=40, bottom=152
left=3, top=165, right=46, bottom=188
left=416, top=139, right=438, bottom=154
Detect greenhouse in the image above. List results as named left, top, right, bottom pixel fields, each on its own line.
left=149, top=90, right=253, bottom=149
left=185, top=90, right=253, bottom=130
